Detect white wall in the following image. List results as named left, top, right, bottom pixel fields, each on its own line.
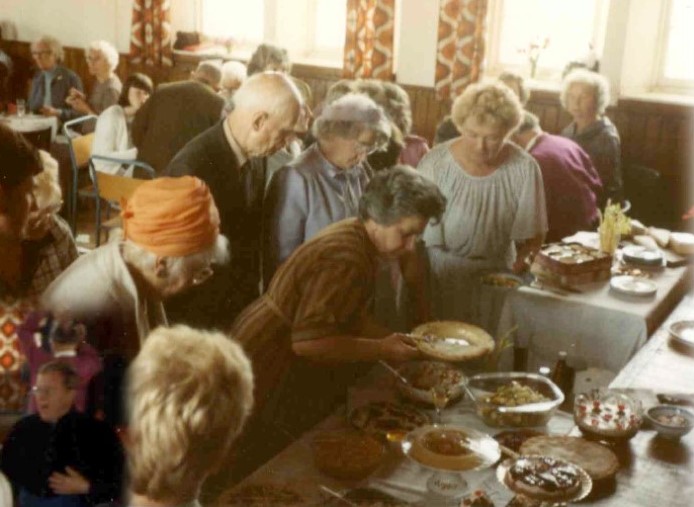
left=0, top=0, right=133, bottom=52
left=396, top=0, right=439, bottom=87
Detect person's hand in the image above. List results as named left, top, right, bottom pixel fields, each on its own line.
left=39, top=106, right=60, bottom=117
left=66, top=96, right=91, bottom=114
left=68, top=87, right=86, bottom=101
left=49, top=467, right=90, bottom=495
left=24, top=209, right=53, bottom=240
left=379, top=333, right=421, bottom=363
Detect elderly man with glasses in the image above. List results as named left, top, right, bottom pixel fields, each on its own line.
left=41, top=176, right=228, bottom=359
left=0, top=361, right=124, bottom=507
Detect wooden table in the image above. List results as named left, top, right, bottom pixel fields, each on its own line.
left=578, top=292, right=694, bottom=506
left=219, top=292, right=694, bottom=506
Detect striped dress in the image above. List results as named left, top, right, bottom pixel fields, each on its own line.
left=231, top=218, right=379, bottom=428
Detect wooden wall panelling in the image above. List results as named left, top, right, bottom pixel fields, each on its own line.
left=3, top=40, right=691, bottom=225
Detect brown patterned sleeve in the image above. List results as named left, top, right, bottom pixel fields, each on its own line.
left=291, top=260, right=372, bottom=343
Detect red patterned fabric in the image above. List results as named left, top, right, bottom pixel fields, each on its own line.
left=435, top=0, right=489, bottom=99
left=343, top=0, right=395, bottom=80
left=130, top=0, right=173, bottom=67
left=0, top=297, right=32, bottom=413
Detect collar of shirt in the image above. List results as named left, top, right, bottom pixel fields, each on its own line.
left=317, top=145, right=362, bottom=180
left=526, top=131, right=544, bottom=152
left=223, top=118, right=248, bottom=167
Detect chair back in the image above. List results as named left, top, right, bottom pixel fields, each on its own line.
left=623, top=163, right=668, bottom=226
left=63, top=115, right=98, bottom=232
left=89, top=155, right=156, bottom=246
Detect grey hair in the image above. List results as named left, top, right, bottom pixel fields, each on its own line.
left=32, top=35, right=63, bottom=62
left=515, top=111, right=541, bottom=135
left=560, top=69, right=610, bottom=115
left=247, top=43, right=291, bottom=75
left=358, top=165, right=446, bottom=226
left=87, top=40, right=119, bottom=72
left=220, top=60, right=247, bottom=90
left=312, top=93, right=391, bottom=146
left=381, top=82, right=413, bottom=135
left=498, top=71, right=530, bottom=105
left=123, top=234, right=230, bottom=281
left=194, top=60, right=223, bottom=88
left=325, top=79, right=355, bottom=104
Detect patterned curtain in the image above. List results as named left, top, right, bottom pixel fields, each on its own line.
left=343, top=0, right=395, bottom=80
left=130, top=0, right=174, bottom=67
left=435, top=0, right=489, bottom=99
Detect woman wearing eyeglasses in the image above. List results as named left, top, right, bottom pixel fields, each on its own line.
left=27, top=35, right=83, bottom=121
left=263, top=93, right=390, bottom=282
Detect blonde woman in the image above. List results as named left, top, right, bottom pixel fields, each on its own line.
left=418, top=82, right=547, bottom=323
left=127, top=325, right=254, bottom=507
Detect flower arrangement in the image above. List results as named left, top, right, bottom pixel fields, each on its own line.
left=518, top=37, right=550, bottom=78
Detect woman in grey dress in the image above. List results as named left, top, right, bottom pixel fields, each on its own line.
left=263, top=93, right=390, bottom=281
left=417, top=82, right=547, bottom=324
left=65, top=40, right=122, bottom=117
left=560, top=69, right=622, bottom=206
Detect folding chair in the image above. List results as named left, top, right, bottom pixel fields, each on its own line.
left=88, top=155, right=156, bottom=247
left=63, top=115, right=97, bottom=232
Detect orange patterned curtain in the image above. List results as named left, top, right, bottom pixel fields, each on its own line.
left=435, top=0, right=489, bottom=99
left=130, top=0, right=173, bottom=67
left=343, top=0, right=395, bottom=80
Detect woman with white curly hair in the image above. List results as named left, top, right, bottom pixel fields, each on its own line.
left=22, top=150, right=78, bottom=298
left=263, top=92, right=390, bottom=280
left=560, top=69, right=623, bottom=205
left=418, top=82, right=547, bottom=324
left=127, top=324, right=253, bottom=507
left=66, top=40, right=122, bottom=118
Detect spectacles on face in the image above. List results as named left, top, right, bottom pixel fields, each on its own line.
left=191, top=265, right=214, bottom=286
left=32, top=50, right=53, bottom=58
left=354, top=140, right=380, bottom=155
left=32, top=385, right=57, bottom=397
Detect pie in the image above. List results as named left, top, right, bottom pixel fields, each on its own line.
left=519, top=435, right=619, bottom=481
left=408, top=427, right=483, bottom=471
left=410, top=321, right=494, bottom=362
left=505, top=456, right=583, bottom=503
left=218, top=484, right=305, bottom=506
left=312, top=430, right=385, bottom=480
left=349, top=402, right=429, bottom=439
left=493, top=429, right=545, bottom=454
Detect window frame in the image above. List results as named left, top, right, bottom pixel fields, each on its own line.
left=652, top=0, right=694, bottom=95
left=483, top=0, right=609, bottom=83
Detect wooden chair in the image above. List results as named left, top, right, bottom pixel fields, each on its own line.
left=63, top=115, right=97, bottom=232
left=88, top=155, right=156, bottom=246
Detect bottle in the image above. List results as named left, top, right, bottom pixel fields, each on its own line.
left=551, top=351, right=575, bottom=399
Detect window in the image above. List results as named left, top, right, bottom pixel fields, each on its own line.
left=485, top=0, right=608, bottom=81
left=199, top=0, right=346, bottom=65
left=656, top=0, right=694, bottom=91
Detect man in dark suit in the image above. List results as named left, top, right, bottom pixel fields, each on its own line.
left=132, top=61, right=224, bottom=174
left=165, top=72, right=304, bottom=329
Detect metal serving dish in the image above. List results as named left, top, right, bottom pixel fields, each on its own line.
left=467, top=372, right=564, bottom=428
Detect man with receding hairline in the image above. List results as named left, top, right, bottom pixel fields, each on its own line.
left=165, top=72, right=304, bottom=329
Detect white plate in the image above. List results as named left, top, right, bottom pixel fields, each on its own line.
left=610, top=275, right=657, bottom=297
left=621, top=245, right=664, bottom=266
left=669, top=320, right=694, bottom=349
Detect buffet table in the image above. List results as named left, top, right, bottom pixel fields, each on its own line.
left=218, top=292, right=694, bottom=506
left=496, top=260, right=691, bottom=374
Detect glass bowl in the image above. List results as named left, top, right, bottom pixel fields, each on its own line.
left=467, top=372, right=564, bottom=428
left=574, top=390, right=643, bottom=441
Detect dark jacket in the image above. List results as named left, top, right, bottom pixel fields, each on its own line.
left=0, top=409, right=124, bottom=505
left=132, top=80, right=224, bottom=174
left=165, top=122, right=266, bottom=328
left=28, top=64, right=84, bottom=122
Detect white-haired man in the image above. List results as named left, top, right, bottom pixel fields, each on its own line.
left=132, top=61, right=225, bottom=173
left=41, top=176, right=228, bottom=359
left=126, top=325, right=253, bottom=507
left=165, top=72, right=304, bottom=329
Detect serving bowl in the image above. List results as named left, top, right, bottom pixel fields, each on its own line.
left=574, top=390, right=643, bottom=442
left=646, top=405, right=694, bottom=439
left=466, top=372, right=564, bottom=428
left=396, top=360, right=466, bottom=406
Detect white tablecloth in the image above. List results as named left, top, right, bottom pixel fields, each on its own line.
left=496, top=261, right=692, bottom=374
left=0, top=114, right=58, bottom=142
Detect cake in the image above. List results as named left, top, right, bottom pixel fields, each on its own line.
left=531, top=243, right=612, bottom=286
left=506, top=456, right=583, bottom=502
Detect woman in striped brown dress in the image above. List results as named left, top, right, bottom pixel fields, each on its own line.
left=229, top=165, right=446, bottom=477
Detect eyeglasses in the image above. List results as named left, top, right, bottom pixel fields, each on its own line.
left=191, top=265, right=214, bottom=286
left=354, top=141, right=380, bottom=155
left=31, top=50, right=53, bottom=58
left=32, top=386, right=56, bottom=396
